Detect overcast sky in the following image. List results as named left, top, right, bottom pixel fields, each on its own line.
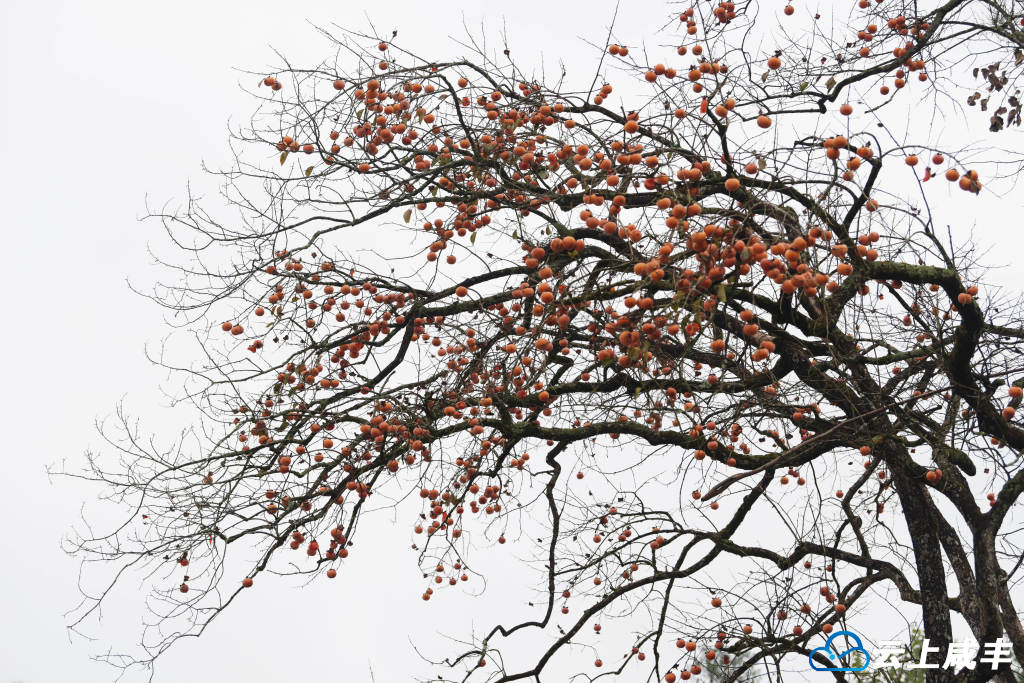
left=0, top=3, right=651, bottom=682
left=3, top=2, right=1024, bottom=683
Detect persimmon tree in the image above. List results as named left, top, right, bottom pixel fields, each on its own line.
left=69, top=1, right=1024, bottom=681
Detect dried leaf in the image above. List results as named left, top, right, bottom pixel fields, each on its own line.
left=279, top=151, right=289, bottom=165
left=403, top=209, right=412, bottom=223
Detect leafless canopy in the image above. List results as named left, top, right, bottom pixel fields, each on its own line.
left=67, top=1, right=1024, bottom=681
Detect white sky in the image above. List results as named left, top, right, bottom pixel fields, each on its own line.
left=3, top=1, right=1024, bottom=682
left=0, top=3, right=651, bottom=682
